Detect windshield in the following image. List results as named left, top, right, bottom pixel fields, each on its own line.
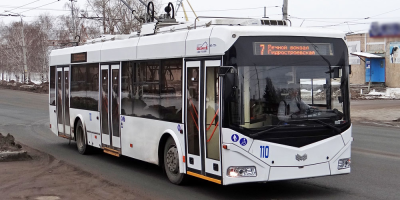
left=224, top=65, right=349, bottom=131
left=222, top=36, right=350, bottom=145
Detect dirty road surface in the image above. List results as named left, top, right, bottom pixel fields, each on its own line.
left=1, top=88, right=400, bottom=200
left=351, top=100, right=400, bottom=126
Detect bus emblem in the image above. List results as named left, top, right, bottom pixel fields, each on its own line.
left=296, top=154, right=307, bottom=161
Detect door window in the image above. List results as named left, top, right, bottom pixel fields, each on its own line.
left=187, top=67, right=200, bottom=156
left=205, top=67, right=220, bottom=161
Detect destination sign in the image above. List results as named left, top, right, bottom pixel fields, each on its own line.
left=71, top=52, right=87, bottom=63
left=253, top=42, right=333, bottom=56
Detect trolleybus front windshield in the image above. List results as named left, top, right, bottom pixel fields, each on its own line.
left=225, top=65, right=348, bottom=128
left=223, top=36, right=350, bottom=138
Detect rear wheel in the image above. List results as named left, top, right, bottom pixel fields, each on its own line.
left=164, top=137, right=186, bottom=185
left=76, top=120, right=89, bottom=155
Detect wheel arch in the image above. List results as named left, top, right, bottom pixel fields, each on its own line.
left=73, top=114, right=87, bottom=144
left=158, top=129, right=186, bottom=174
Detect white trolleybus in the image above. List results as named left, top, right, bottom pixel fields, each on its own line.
left=49, top=6, right=352, bottom=185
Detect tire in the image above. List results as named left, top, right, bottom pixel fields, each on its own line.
left=164, top=137, right=186, bottom=185
left=76, top=120, right=89, bottom=155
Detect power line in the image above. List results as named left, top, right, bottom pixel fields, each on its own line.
left=19, top=1, right=62, bottom=14
left=0, top=0, right=61, bottom=20
left=297, top=6, right=400, bottom=28
left=0, top=6, right=74, bottom=12
left=176, top=6, right=279, bottom=13
left=1, top=0, right=41, bottom=14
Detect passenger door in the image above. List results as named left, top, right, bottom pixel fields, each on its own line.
left=56, top=66, right=71, bottom=138
left=100, top=64, right=121, bottom=151
left=185, top=60, right=222, bottom=183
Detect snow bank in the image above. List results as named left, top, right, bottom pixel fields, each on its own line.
left=385, top=88, right=400, bottom=99
left=366, top=88, right=400, bottom=99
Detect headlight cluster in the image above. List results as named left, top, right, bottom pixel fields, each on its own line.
left=227, top=166, right=257, bottom=177
left=338, top=158, right=351, bottom=170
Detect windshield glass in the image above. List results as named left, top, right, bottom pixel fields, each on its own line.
left=224, top=65, right=349, bottom=130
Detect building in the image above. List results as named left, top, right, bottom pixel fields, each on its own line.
left=347, top=32, right=400, bottom=87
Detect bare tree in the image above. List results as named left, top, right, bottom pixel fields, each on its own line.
left=86, top=0, right=160, bottom=35
left=0, top=0, right=158, bottom=84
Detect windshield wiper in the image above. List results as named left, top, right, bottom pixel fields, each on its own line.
left=308, top=119, right=341, bottom=133
left=249, top=124, right=289, bottom=138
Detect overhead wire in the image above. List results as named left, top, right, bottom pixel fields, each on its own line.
left=175, top=6, right=279, bottom=13
left=292, top=6, right=400, bottom=28
left=19, top=0, right=61, bottom=14
left=0, top=0, right=61, bottom=20
left=1, top=0, right=41, bottom=14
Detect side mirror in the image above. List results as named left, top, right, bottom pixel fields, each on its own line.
left=333, top=67, right=340, bottom=78
left=219, top=66, right=235, bottom=76
left=338, top=96, right=343, bottom=103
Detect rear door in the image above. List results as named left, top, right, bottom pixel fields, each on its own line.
left=56, top=66, right=71, bottom=138
left=100, top=64, right=121, bottom=151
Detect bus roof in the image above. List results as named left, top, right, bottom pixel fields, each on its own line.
left=50, top=23, right=345, bottom=66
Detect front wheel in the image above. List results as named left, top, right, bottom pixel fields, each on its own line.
left=164, top=137, right=186, bottom=185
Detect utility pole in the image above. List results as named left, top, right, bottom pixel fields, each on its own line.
left=282, top=0, right=288, bottom=20
left=20, top=16, right=28, bottom=83
left=264, top=6, right=266, bottom=18
left=69, top=0, right=77, bottom=36
left=2, top=12, right=28, bottom=83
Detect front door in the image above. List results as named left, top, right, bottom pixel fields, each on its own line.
left=56, top=66, right=71, bottom=138
left=100, top=64, right=121, bottom=150
left=185, top=60, right=222, bottom=182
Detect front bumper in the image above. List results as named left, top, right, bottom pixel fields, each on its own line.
left=221, top=125, right=352, bottom=185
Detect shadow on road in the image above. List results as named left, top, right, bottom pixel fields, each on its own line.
left=54, top=142, right=344, bottom=200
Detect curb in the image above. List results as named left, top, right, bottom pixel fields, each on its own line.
left=0, top=150, right=31, bottom=162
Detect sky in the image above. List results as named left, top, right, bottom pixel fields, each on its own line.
left=0, top=0, right=399, bottom=34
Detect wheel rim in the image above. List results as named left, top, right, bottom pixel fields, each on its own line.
left=77, top=126, right=84, bottom=150
left=166, top=145, right=179, bottom=174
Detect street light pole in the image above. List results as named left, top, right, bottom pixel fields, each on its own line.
left=69, top=0, right=76, bottom=36
left=2, top=12, right=28, bottom=83
left=20, top=16, right=28, bottom=83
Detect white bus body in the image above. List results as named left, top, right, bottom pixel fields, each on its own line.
left=49, top=18, right=352, bottom=185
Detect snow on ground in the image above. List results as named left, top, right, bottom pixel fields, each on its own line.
left=300, top=79, right=341, bottom=85
left=0, top=72, right=45, bottom=84
left=366, top=88, right=400, bottom=99
left=385, top=88, right=400, bottom=99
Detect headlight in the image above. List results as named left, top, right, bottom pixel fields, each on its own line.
left=338, top=158, right=351, bottom=170
left=227, top=166, right=257, bottom=177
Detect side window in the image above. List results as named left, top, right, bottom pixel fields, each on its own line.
left=160, top=59, right=182, bottom=123
left=87, top=64, right=100, bottom=110
left=121, top=61, right=135, bottom=116
left=49, top=66, right=56, bottom=106
left=133, top=61, right=161, bottom=119
left=121, top=59, right=183, bottom=123
left=70, top=64, right=99, bottom=111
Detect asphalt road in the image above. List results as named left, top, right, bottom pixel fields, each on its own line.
left=1, top=89, right=400, bottom=200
